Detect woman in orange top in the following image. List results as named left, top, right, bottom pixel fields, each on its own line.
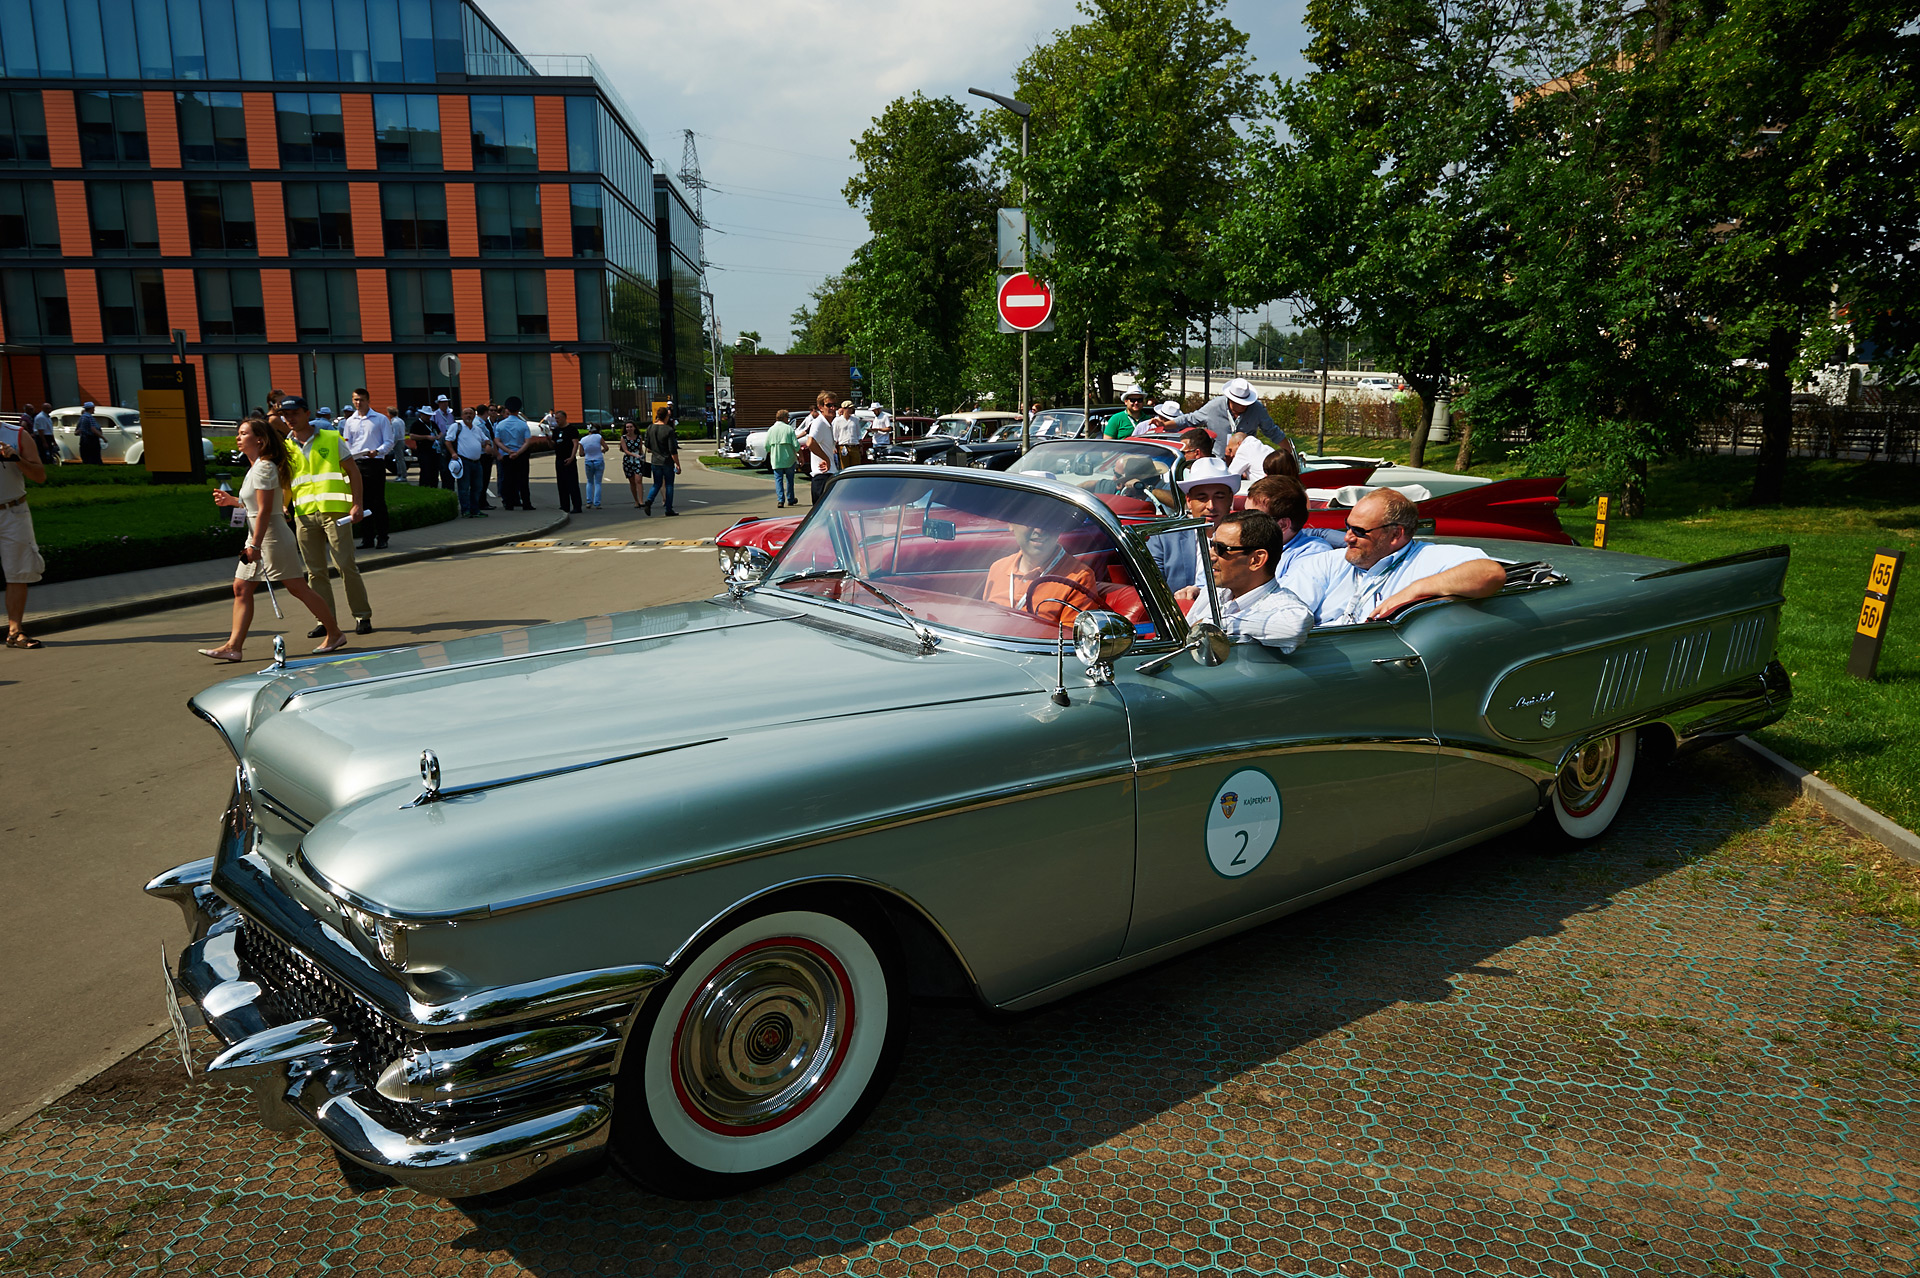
left=982, top=523, right=1100, bottom=627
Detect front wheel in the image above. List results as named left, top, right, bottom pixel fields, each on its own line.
left=612, top=902, right=908, bottom=1198
left=1550, top=728, right=1637, bottom=840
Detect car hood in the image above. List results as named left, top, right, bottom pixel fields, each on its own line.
left=196, top=598, right=1059, bottom=911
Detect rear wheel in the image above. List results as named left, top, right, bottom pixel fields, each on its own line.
left=1550, top=728, right=1637, bottom=840
left=612, top=901, right=908, bottom=1198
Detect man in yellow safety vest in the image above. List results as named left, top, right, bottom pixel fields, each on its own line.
left=282, top=395, right=374, bottom=637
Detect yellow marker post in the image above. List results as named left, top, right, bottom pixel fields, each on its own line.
left=1592, top=494, right=1611, bottom=549
left=1847, top=549, right=1904, bottom=680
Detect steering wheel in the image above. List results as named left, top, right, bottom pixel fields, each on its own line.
left=1020, top=573, right=1106, bottom=620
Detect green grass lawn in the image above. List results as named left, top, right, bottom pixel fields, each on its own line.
left=1315, top=433, right=1920, bottom=832
left=22, top=469, right=456, bottom=583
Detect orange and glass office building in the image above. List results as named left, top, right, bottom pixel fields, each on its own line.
left=0, top=0, right=705, bottom=422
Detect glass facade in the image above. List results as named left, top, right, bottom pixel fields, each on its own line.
left=0, top=0, right=697, bottom=420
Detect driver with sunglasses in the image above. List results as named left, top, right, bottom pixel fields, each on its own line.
left=1285, top=488, right=1505, bottom=625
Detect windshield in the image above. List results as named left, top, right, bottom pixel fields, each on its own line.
left=1004, top=440, right=1181, bottom=516
left=931, top=418, right=968, bottom=437
left=770, top=473, right=1163, bottom=644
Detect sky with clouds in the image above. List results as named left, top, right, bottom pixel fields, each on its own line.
left=481, top=0, right=1314, bottom=351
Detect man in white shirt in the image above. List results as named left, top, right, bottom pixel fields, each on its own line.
left=1225, top=430, right=1274, bottom=491
left=446, top=408, right=492, bottom=517
left=1244, top=475, right=1333, bottom=585
left=869, top=402, right=893, bottom=449
left=804, top=393, right=839, bottom=504
left=340, top=389, right=393, bottom=549
left=1285, top=487, right=1506, bottom=625
left=385, top=405, right=408, bottom=483
left=1175, top=510, right=1314, bottom=653
left=832, top=400, right=867, bottom=467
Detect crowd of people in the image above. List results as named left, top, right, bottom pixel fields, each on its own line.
left=0, top=387, right=687, bottom=658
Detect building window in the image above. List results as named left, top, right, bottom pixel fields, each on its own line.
left=97, top=268, right=170, bottom=340
left=87, top=181, right=160, bottom=255
left=569, top=184, right=604, bottom=258
left=0, top=92, right=49, bottom=167
left=276, top=93, right=346, bottom=168
left=307, top=354, right=368, bottom=415
left=381, top=184, right=448, bottom=255
left=487, top=352, right=553, bottom=414
left=387, top=269, right=455, bottom=338
left=283, top=181, right=353, bottom=254
left=565, top=97, right=598, bottom=172
left=204, top=354, right=277, bottom=422
left=483, top=269, right=548, bottom=340
left=476, top=183, right=541, bottom=256
left=373, top=94, right=441, bottom=170
left=1, top=269, right=70, bottom=338
left=292, top=269, right=361, bottom=341
left=77, top=91, right=148, bottom=167
left=196, top=269, right=267, bottom=340
left=468, top=95, right=538, bottom=170
left=576, top=269, right=607, bottom=341
left=186, top=181, right=257, bottom=255
left=0, top=182, right=60, bottom=254
left=177, top=91, right=249, bottom=167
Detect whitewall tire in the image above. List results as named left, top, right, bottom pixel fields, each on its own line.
left=1551, top=729, right=1637, bottom=840
left=613, top=902, right=907, bottom=1197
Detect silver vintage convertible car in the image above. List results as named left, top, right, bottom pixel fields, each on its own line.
left=149, top=466, right=1791, bottom=1198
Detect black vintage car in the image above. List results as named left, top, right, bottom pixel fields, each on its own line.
left=954, top=408, right=1124, bottom=470
left=876, top=412, right=1021, bottom=466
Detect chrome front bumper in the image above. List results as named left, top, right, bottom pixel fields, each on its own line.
left=147, top=861, right=663, bottom=1197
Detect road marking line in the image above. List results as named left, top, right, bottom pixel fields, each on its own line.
left=585, top=539, right=632, bottom=547
left=618, top=547, right=655, bottom=553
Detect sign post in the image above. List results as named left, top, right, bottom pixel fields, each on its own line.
left=1592, top=494, right=1611, bottom=549
left=998, top=271, right=1054, bottom=456
left=139, top=362, right=203, bottom=485
left=1848, top=548, right=1904, bottom=680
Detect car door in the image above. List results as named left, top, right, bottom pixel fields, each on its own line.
left=1111, top=622, right=1437, bottom=957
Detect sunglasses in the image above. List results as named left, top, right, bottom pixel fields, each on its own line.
left=1344, top=522, right=1394, bottom=538
left=1209, top=540, right=1254, bottom=557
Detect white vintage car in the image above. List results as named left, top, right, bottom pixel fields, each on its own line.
left=53, top=405, right=216, bottom=464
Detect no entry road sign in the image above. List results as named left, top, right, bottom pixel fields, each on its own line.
left=997, top=272, right=1054, bottom=332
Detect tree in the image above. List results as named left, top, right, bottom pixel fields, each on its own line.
left=1005, top=0, right=1259, bottom=398
left=1641, top=0, right=1920, bottom=503
left=842, top=94, right=1002, bottom=411
left=786, top=269, right=860, bottom=356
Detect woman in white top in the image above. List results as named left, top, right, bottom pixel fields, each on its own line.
left=579, top=428, right=606, bottom=508
left=200, top=418, right=347, bottom=661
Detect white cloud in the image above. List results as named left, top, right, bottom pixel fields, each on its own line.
left=479, top=0, right=1310, bottom=352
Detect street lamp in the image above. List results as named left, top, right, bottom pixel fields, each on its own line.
left=969, top=87, right=1036, bottom=453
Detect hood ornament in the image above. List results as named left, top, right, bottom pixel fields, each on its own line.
left=271, top=635, right=286, bottom=670
left=414, top=749, right=442, bottom=806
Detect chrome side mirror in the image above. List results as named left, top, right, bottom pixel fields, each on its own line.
left=719, top=545, right=773, bottom=598
left=1074, top=610, right=1134, bottom=683
left=1139, top=620, right=1231, bottom=675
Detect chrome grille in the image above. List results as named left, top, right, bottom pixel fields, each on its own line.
left=237, top=919, right=417, bottom=1082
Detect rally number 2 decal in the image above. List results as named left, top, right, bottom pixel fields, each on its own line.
left=1206, top=769, right=1283, bottom=878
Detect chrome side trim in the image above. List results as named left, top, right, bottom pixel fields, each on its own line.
left=480, top=765, right=1141, bottom=917
left=275, top=613, right=792, bottom=708
left=255, top=788, right=313, bottom=833
left=375, top=1024, right=621, bottom=1104
left=1133, top=737, right=1436, bottom=778
left=1433, top=740, right=1558, bottom=779
left=405, top=965, right=668, bottom=1031
left=396, top=737, right=727, bottom=809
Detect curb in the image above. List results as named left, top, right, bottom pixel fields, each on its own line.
left=1736, top=735, right=1920, bottom=868
left=29, top=511, right=572, bottom=635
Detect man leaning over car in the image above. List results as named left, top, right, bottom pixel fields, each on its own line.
left=1284, top=487, right=1505, bottom=625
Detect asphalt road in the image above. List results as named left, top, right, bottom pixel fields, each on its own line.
left=0, top=448, right=782, bottom=1130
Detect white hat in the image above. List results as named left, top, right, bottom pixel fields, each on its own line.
left=1224, top=377, right=1258, bottom=406
left=869, top=401, right=882, bottom=410
left=1175, top=456, right=1236, bottom=492
left=436, top=393, right=450, bottom=402
left=1152, top=400, right=1181, bottom=420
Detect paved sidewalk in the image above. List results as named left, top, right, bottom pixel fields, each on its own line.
left=26, top=505, right=568, bottom=635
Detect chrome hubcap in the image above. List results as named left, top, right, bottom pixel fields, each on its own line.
left=1557, top=736, right=1618, bottom=816
left=674, top=941, right=849, bottom=1130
